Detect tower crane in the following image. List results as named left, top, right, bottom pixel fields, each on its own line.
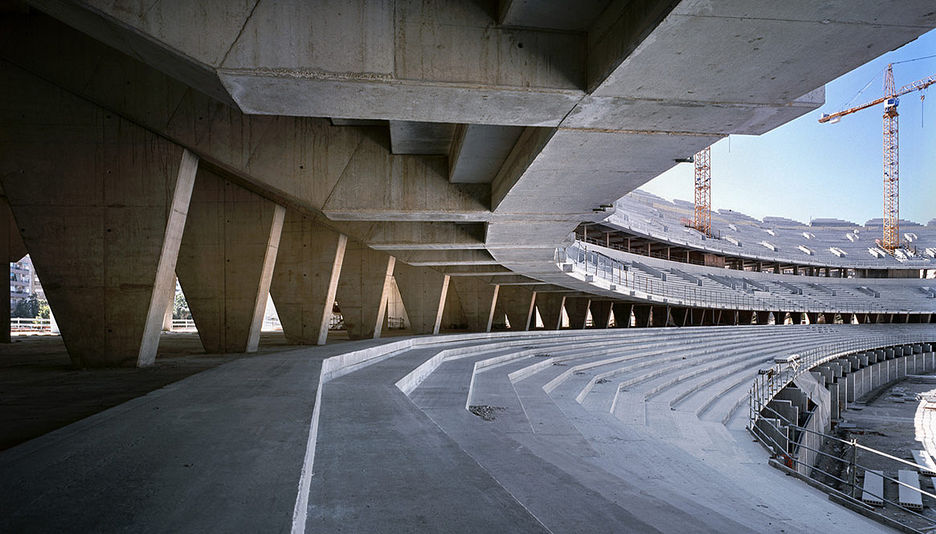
left=819, top=63, right=936, bottom=252
left=692, top=146, right=711, bottom=237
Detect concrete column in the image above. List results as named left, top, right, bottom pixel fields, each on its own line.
left=739, top=310, right=755, bottom=325
left=589, top=301, right=613, bottom=329
left=443, top=277, right=498, bottom=332
left=0, top=85, right=199, bottom=367
left=337, top=240, right=395, bottom=339
left=496, top=286, right=535, bottom=331
left=534, top=293, right=565, bottom=330
left=176, top=170, right=285, bottom=353
left=564, top=298, right=591, bottom=329
left=270, top=210, right=346, bottom=345
left=393, top=262, right=449, bottom=335
left=162, top=291, right=174, bottom=332
left=650, top=305, right=668, bottom=327
left=806, top=312, right=818, bottom=325
left=612, top=302, right=632, bottom=327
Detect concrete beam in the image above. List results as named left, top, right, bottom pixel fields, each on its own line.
left=336, top=240, right=395, bottom=340
left=0, top=21, right=491, bottom=228
left=449, top=124, right=524, bottom=184
left=393, top=262, right=450, bottom=335
left=0, top=62, right=199, bottom=366
left=390, top=121, right=456, bottom=155
left=499, top=0, right=609, bottom=31
left=534, top=293, right=565, bottom=330
left=393, top=250, right=499, bottom=266
left=346, top=222, right=486, bottom=251
left=270, top=209, right=347, bottom=345
left=176, top=168, right=284, bottom=354
left=444, top=277, right=499, bottom=332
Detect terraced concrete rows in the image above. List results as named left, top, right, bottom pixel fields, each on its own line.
left=305, top=324, right=936, bottom=532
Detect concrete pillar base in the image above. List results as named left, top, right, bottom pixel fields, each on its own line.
left=589, top=301, right=613, bottom=329
left=394, top=262, right=449, bottom=335
left=0, top=77, right=199, bottom=366
left=443, top=277, right=498, bottom=333
left=534, top=293, right=565, bottom=331
left=337, top=240, right=395, bottom=339
left=564, top=297, right=591, bottom=329
left=270, top=210, right=346, bottom=345
left=177, top=169, right=284, bottom=353
left=612, top=302, right=633, bottom=327
left=496, top=286, right=535, bottom=331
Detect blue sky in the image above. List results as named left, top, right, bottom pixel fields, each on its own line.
left=639, top=29, right=936, bottom=226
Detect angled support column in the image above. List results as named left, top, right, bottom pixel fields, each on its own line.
left=738, top=310, right=755, bottom=325
left=270, top=210, right=346, bottom=345
left=590, top=301, right=613, bottom=329
left=444, top=277, right=499, bottom=332
left=337, top=240, right=395, bottom=339
left=612, top=302, right=632, bottom=327
left=176, top=169, right=284, bottom=353
left=564, top=298, right=591, bottom=329
left=393, top=262, right=449, bottom=335
left=534, top=293, right=565, bottom=330
left=496, top=286, right=535, bottom=331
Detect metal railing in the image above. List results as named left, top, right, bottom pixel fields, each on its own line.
left=748, top=339, right=936, bottom=531
left=748, top=337, right=931, bottom=420
left=559, top=241, right=907, bottom=314
left=10, top=317, right=52, bottom=332
left=560, top=242, right=802, bottom=311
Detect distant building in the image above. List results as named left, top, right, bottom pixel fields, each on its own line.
left=9, top=254, right=44, bottom=311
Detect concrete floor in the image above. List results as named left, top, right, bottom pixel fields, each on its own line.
left=0, top=332, right=293, bottom=450
left=836, top=378, right=936, bottom=529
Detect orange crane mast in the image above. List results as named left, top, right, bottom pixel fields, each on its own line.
left=692, top=146, right=711, bottom=237
left=819, top=64, right=936, bottom=252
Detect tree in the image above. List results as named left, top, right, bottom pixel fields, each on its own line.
left=12, top=294, right=48, bottom=319
left=173, top=291, right=191, bottom=319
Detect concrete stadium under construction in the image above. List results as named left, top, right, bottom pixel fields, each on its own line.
left=2, top=1, right=936, bottom=532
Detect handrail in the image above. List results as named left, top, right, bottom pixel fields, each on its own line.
left=558, top=241, right=910, bottom=314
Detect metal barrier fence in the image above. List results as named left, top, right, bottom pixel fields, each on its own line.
left=748, top=338, right=936, bottom=531
left=166, top=315, right=342, bottom=332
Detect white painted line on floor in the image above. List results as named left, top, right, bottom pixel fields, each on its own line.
left=291, top=372, right=325, bottom=534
